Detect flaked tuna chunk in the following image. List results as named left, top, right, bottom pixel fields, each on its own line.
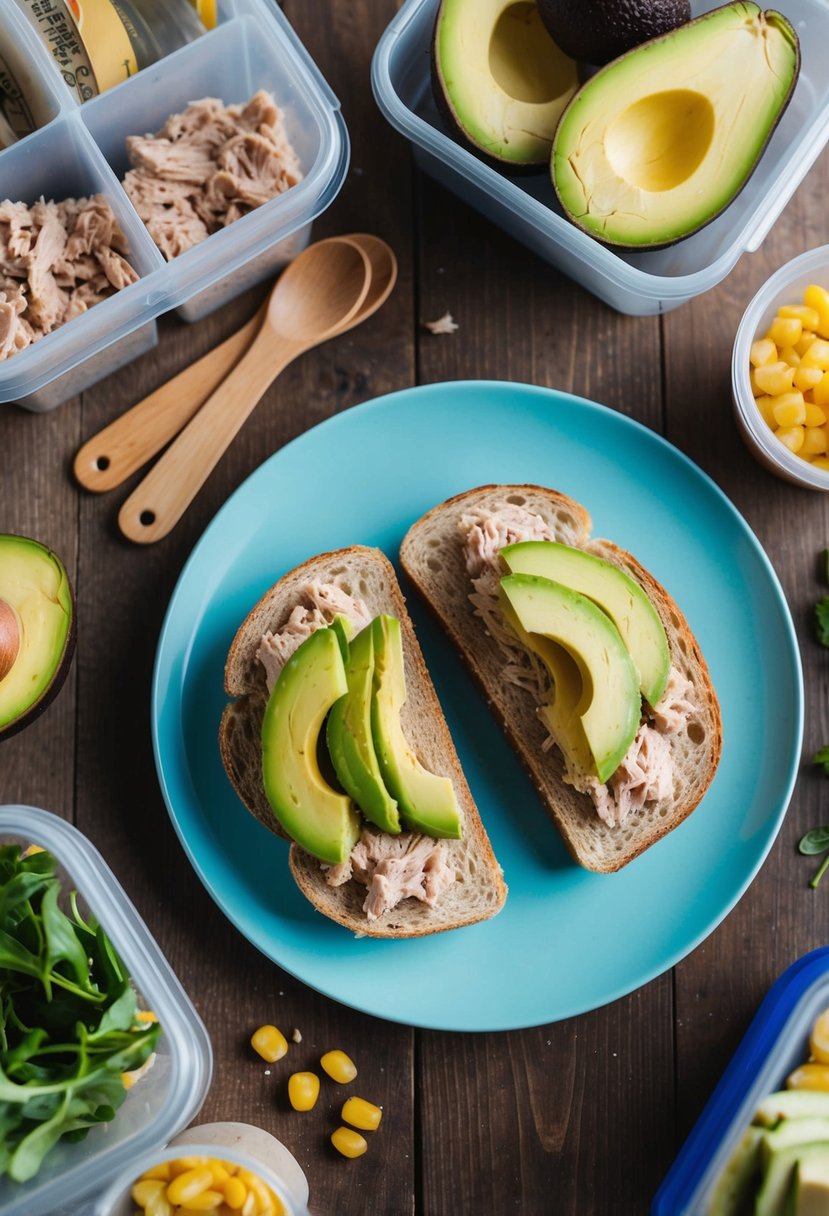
left=233, top=89, right=279, bottom=133
left=0, top=300, right=19, bottom=357
left=256, top=581, right=373, bottom=693
left=127, top=134, right=216, bottom=185
left=160, top=97, right=239, bottom=149
left=214, top=131, right=301, bottom=210
left=94, top=245, right=138, bottom=292
left=325, top=829, right=456, bottom=921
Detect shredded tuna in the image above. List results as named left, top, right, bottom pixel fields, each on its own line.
left=256, top=581, right=373, bottom=693
left=0, top=194, right=137, bottom=361
left=122, top=91, right=302, bottom=261
left=323, top=829, right=455, bottom=920
left=459, top=504, right=698, bottom=827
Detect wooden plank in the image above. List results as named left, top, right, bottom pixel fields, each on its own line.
left=414, top=165, right=673, bottom=1212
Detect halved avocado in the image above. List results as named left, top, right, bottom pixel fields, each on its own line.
left=432, top=0, right=578, bottom=166
left=552, top=3, right=800, bottom=248
left=0, top=535, right=74, bottom=740
left=537, top=0, right=691, bottom=66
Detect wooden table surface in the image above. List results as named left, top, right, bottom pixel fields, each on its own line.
left=2, top=2, right=828, bottom=1212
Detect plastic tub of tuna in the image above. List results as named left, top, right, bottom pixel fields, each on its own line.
left=652, top=948, right=829, bottom=1214
left=0, top=805, right=212, bottom=1216
left=0, top=0, right=348, bottom=411
left=371, top=0, right=829, bottom=316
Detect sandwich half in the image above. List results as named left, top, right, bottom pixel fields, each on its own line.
left=220, top=545, right=507, bottom=937
left=400, top=486, right=722, bottom=873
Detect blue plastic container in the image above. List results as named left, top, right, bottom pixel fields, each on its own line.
left=653, top=948, right=829, bottom=1214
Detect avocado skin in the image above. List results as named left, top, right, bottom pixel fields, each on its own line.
left=537, top=0, right=691, bottom=65
left=0, top=535, right=75, bottom=742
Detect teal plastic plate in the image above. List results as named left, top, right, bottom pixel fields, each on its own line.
left=152, top=381, right=803, bottom=1031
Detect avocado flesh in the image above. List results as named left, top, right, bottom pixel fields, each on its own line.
left=789, top=1152, right=829, bottom=1216
left=0, top=535, right=73, bottom=736
left=552, top=3, right=800, bottom=248
left=262, top=627, right=361, bottom=866
left=756, top=1143, right=829, bottom=1216
left=500, top=573, right=640, bottom=782
left=501, top=540, right=670, bottom=707
left=370, top=615, right=462, bottom=839
left=498, top=587, right=593, bottom=773
left=756, top=1093, right=829, bottom=1128
left=434, top=0, right=578, bottom=165
left=707, top=1125, right=764, bottom=1216
left=326, top=622, right=401, bottom=836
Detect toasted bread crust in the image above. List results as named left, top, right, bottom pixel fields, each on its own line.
left=219, top=546, right=506, bottom=937
left=400, top=486, right=723, bottom=873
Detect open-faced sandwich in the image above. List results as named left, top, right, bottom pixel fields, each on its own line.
left=219, top=545, right=507, bottom=937
left=400, top=485, right=722, bottom=873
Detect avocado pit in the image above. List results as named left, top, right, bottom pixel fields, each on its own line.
left=0, top=599, right=20, bottom=682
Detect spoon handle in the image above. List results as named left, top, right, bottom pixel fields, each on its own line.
left=118, top=331, right=301, bottom=544
left=73, top=306, right=265, bottom=492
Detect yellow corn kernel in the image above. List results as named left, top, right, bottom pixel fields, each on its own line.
left=804, top=285, right=829, bottom=337
left=801, top=338, right=829, bottom=369
left=174, top=1192, right=224, bottom=1211
left=236, top=1168, right=273, bottom=1212
left=166, top=1167, right=214, bottom=1206
left=753, top=361, right=795, bottom=395
left=772, top=394, right=806, bottom=427
left=813, top=456, right=829, bottom=470
left=802, top=426, right=828, bottom=456
left=206, top=1162, right=231, bottom=1187
left=768, top=315, right=802, bottom=347
left=812, top=375, right=829, bottom=408
left=171, top=1157, right=210, bottom=1172
left=776, top=425, right=805, bottom=453
left=805, top=403, right=827, bottom=427
left=21, top=844, right=45, bottom=856
left=141, top=1163, right=172, bottom=1183
left=219, top=1176, right=248, bottom=1210
left=133, top=1179, right=167, bottom=1206
left=779, top=303, right=821, bottom=329
left=331, top=1126, right=368, bottom=1159
left=250, top=1024, right=288, bottom=1063
left=321, top=1050, right=357, bottom=1083
left=787, top=1062, right=829, bottom=1091
left=779, top=345, right=801, bottom=367
left=288, top=1070, right=320, bottom=1111
left=794, top=365, right=824, bottom=391
left=750, top=337, right=777, bottom=367
left=342, top=1096, right=383, bottom=1131
left=754, top=395, right=779, bottom=429
left=811, top=1009, right=829, bottom=1064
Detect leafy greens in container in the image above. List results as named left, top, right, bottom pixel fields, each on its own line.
left=0, top=844, right=159, bottom=1182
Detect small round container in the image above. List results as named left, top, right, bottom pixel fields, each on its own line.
left=732, top=243, right=829, bottom=490
left=97, top=1122, right=310, bottom=1216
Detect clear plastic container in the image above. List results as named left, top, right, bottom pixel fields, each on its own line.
left=371, top=0, right=829, bottom=316
left=0, top=0, right=349, bottom=412
left=0, top=805, right=213, bottom=1216
left=732, top=243, right=829, bottom=490
left=652, top=948, right=829, bottom=1214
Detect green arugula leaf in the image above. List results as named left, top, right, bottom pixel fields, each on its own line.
left=814, top=748, right=829, bottom=777
left=816, top=596, right=829, bottom=647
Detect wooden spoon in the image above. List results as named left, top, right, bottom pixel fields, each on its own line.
left=73, top=235, right=396, bottom=493
left=117, top=235, right=373, bottom=544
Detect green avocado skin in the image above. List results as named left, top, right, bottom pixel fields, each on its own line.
left=0, top=534, right=74, bottom=740
left=326, top=623, right=401, bottom=836
left=537, top=0, right=691, bottom=65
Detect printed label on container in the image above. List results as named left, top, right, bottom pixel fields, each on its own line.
left=18, top=0, right=138, bottom=103
left=0, top=55, right=35, bottom=142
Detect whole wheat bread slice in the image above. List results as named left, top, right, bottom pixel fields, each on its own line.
left=220, top=546, right=507, bottom=938
left=399, top=486, right=722, bottom=873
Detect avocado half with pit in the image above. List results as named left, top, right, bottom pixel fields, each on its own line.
left=432, top=0, right=578, bottom=166
left=0, top=534, right=74, bottom=739
left=551, top=2, right=800, bottom=248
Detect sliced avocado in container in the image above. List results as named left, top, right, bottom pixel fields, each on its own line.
left=708, top=1125, right=764, bottom=1216
left=552, top=2, right=800, bottom=248
left=432, top=0, right=578, bottom=166
left=0, top=534, right=74, bottom=739
left=788, top=1150, right=829, bottom=1215
left=756, top=1142, right=829, bottom=1216
left=756, top=1092, right=829, bottom=1128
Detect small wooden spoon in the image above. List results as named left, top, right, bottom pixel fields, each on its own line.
left=117, top=235, right=373, bottom=544
left=73, top=234, right=396, bottom=493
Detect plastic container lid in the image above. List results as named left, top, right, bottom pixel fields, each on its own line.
left=0, top=805, right=213, bottom=1216
left=652, top=947, right=829, bottom=1214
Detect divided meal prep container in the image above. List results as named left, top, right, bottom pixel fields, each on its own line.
left=372, top=0, right=829, bottom=316
left=652, top=948, right=829, bottom=1214
left=0, top=805, right=213, bottom=1216
left=0, top=0, right=349, bottom=411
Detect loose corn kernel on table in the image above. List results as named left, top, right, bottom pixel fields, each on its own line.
left=1, top=1, right=828, bottom=1212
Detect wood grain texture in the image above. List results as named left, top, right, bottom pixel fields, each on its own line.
left=0, top=0, right=828, bottom=1212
